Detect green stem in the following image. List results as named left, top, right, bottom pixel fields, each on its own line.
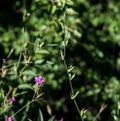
left=63, top=58, right=74, bottom=94
left=61, top=46, right=81, bottom=120
left=11, top=100, right=35, bottom=118
left=11, top=90, right=37, bottom=118
left=73, top=100, right=81, bottom=117
left=17, top=53, right=22, bottom=70
left=19, top=63, right=29, bottom=76
left=61, top=10, right=81, bottom=120
left=0, top=61, right=31, bottom=71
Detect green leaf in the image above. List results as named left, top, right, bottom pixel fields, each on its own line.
left=27, top=118, right=32, bottom=121
left=34, top=37, right=40, bottom=53
left=17, top=84, right=33, bottom=90
left=46, top=44, right=58, bottom=47
left=48, top=116, right=55, bottom=121
left=39, top=50, right=49, bottom=54
left=34, top=60, right=54, bottom=65
left=60, top=0, right=66, bottom=6
left=51, top=5, right=57, bottom=14
left=46, top=61, right=54, bottom=65
left=22, top=70, right=36, bottom=76
left=38, top=109, right=44, bottom=121
left=34, top=60, right=44, bottom=64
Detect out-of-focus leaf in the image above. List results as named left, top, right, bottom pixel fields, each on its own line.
left=34, top=37, right=40, bottom=53
left=27, top=118, right=32, bottom=121
left=46, top=44, right=58, bottom=47
left=46, top=61, right=54, bottom=65
left=48, top=116, right=55, bottom=121
left=39, top=50, right=49, bottom=54
left=34, top=60, right=44, bottom=64
left=17, top=84, right=33, bottom=90
left=60, top=0, right=66, bottom=6
left=22, top=70, right=36, bottom=76
left=34, top=60, right=54, bottom=65
left=38, top=109, right=44, bottom=121
left=51, top=5, right=57, bottom=14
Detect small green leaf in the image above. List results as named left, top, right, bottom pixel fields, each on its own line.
left=34, top=60, right=44, bottom=64
left=38, top=109, right=44, bottom=121
left=34, top=38, right=40, bottom=53
left=71, top=74, right=75, bottom=80
left=17, top=84, right=33, bottom=90
left=46, top=61, right=54, bottom=65
left=51, top=5, right=57, bottom=14
left=68, top=66, right=75, bottom=72
left=48, top=116, right=55, bottom=121
left=34, top=60, right=53, bottom=65
left=46, top=44, right=58, bottom=47
left=60, top=0, right=66, bottom=7
left=71, top=91, right=79, bottom=100
left=22, top=70, right=36, bottom=76
left=27, top=118, right=32, bottom=121
left=39, top=50, right=49, bottom=54
left=73, top=30, right=82, bottom=38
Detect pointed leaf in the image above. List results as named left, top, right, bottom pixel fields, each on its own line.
left=34, top=38, right=40, bottom=53
left=27, top=118, right=32, bottom=121
left=60, top=0, right=66, bottom=7
left=17, top=84, right=33, bottom=90
left=22, top=70, right=36, bottom=76
left=48, top=116, right=55, bottom=121
left=46, top=44, right=58, bottom=47
left=39, top=50, right=49, bottom=54
left=46, top=61, right=54, bottom=65
left=38, top=109, right=44, bottom=121
left=34, top=60, right=44, bottom=64
left=51, top=5, right=57, bottom=14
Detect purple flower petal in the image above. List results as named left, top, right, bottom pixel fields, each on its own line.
left=2, top=58, right=6, bottom=63
left=9, top=97, right=16, bottom=103
left=60, top=117, right=64, bottom=121
left=7, top=116, right=13, bottom=121
left=34, top=76, right=44, bottom=85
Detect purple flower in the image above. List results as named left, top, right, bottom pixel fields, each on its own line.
left=34, top=76, right=44, bottom=85
left=2, top=58, right=6, bottom=63
left=6, top=116, right=13, bottom=121
left=9, top=97, right=16, bottom=103
left=59, top=117, right=64, bottom=121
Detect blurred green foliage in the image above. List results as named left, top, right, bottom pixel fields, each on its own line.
left=0, top=0, right=120, bottom=121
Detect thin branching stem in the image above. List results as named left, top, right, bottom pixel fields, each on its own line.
left=62, top=50, right=81, bottom=119
left=11, top=100, right=34, bottom=118
left=62, top=58, right=74, bottom=95
left=61, top=11, right=81, bottom=120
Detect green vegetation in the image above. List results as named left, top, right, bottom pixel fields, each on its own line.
left=0, top=0, right=120, bottom=121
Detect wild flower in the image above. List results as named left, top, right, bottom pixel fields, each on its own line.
left=34, top=76, right=44, bottom=85
left=2, top=58, right=6, bottom=63
left=59, top=117, right=64, bottom=121
left=6, top=116, right=13, bottom=121
left=9, top=97, right=16, bottom=103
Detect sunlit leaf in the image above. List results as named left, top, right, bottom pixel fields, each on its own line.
left=51, top=5, right=57, bottom=14
left=60, top=0, right=66, bottom=6
left=34, top=60, right=44, bottom=64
